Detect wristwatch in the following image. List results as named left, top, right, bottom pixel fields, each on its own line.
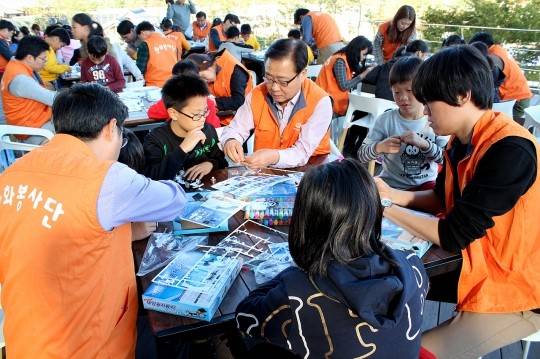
left=381, top=198, right=393, bottom=208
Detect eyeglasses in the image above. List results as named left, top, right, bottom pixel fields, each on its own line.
left=263, top=72, right=300, bottom=88
left=175, top=107, right=209, bottom=122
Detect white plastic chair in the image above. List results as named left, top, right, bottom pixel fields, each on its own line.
left=337, top=93, right=398, bottom=151
left=522, top=331, right=540, bottom=359
left=0, top=125, right=54, bottom=171
left=492, top=99, right=516, bottom=118
left=307, top=65, right=322, bottom=80
left=523, top=105, right=540, bottom=142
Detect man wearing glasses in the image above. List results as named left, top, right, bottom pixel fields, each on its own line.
left=0, top=83, right=187, bottom=358
left=1, top=36, right=56, bottom=144
left=221, top=38, right=333, bottom=168
left=116, top=20, right=142, bottom=60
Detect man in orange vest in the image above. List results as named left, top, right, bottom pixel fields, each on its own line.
left=1, top=36, right=56, bottom=143
left=221, top=38, right=332, bottom=168
left=469, top=32, right=533, bottom=120
left=0, top=83, right=187, bottom=358
left=135, top=21, right=178, bottom=87
left=293, top=8, right=345, bottom=64
left=192, top=11, right=211, bottom=42
left=208, top=13, right=239, bottom=52
left=160, top=18, right=191, bottom=59
left=375, top=45, right=540, bottom=358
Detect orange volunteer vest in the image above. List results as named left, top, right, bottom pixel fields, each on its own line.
left=192, top=20, right=211, bottom=40
left=250, top=78, right=330, bottom=156
left=489, top=44, right=532, bottom=101
left=210, top=49, right=253, bottom=125
left=165, top=30, right=189, bottom=58
left=208, top=24, right=226, bottom=51
left=0, top=134, right=137, bottom=359
left=144, top=32, right=178, bottom=87
left=378, top=21, right=405, bottom=63
left=1, top=59, right=52, bottom=128
left=316, top=53, right=352, bottom=115
left=443, top=111, right=540, bottom=313
left=308, top=11, right=342, bottom=50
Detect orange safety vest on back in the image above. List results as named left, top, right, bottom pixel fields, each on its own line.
left=378, top=21, right=405, bottom=63
left=0, top=134, right=137, bottom=358
left=165, top=31, right=188, bottom=57
left=144, top=32, right=178, bottom=87
left=316, top=53, right=351, bottom=116
left=192, top=20, right=211, bottom=40
left=250, top=78, right=330, bottom=155
left=1, top=59, right=52, bottom=128
left=208, top=24, right=226, bottom=51
left=489, top=44, right=532, bottom=101
left=444, top=111, right=540, bottom=313
left=308, top=11, right=342, bottom=50
left=210, top=49, right=253, bottom=125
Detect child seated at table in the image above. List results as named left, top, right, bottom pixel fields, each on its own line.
left=235, top=159, right=428, bottom=358
left=147, top=60, right=220, bottom=128
left=143, top=74, right=227, bottom=181
left=80, top=35, right=125, bottom=93
left=358, top=56, right=448, bottom=190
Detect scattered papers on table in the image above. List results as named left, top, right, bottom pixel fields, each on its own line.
left=179, top=191, right=246, bottom=228
left=211, top=174, right=290, bottom=198
left=381, top=218, right=432, bottom=258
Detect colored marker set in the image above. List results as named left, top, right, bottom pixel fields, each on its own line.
left=244, top=197, right=295, bottom=226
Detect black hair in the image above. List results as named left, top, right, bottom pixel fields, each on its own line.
left=135, top=21, right=155, bottom=35
left=161, top=74, right=210, bottom=111
left=11, top=30, right=21, bottom=44
left=87, top=36, right=108, bottom=57
left=393, top=39, right=429, bottom=59
left=172, top=59, right=199, bottom=75
left=287, top=29, right=301, bottom=39
left=185, top=53, right=215, bottom=71
left=61, top=25, right=74, bottom=39
left=289, top=159, right=391, bottom=276
left=389, top=56, right=422, bottom=86
left=442, top=34, right=464, bottom=47
left=469, top=31, right=495, bottom=47
left=413, top=45, right=493, bottom=109
left=225, top=26, right=240, bottom=39
left=117, top=20, right=135, bottom=36
left=196, top=11, right=206, bottom=19
left=31, top=23, right=41, bottom=31
left=294, top=8, right=310, bottom=25
left=388, top=5, right=416, bottom=43
left=19, top=26, right=30, bottom=36
left=265, top=38, right=308, bottom=73
left=44, top=24, right=61, bottom=36
left=15, top=36, right=49, bottom=60
left=212, top=18, right=222, bottom=27
left=470, top=41, right=495, bottom=68
left=47, top=28, right=70, bottom=46
left=160, top=18, right=173, bottom=31
left=240, top=24, right=251, bottom=35
left=118, top=128, right=145, bottom=174
left=223, top=14, right=240, bottom=24
left=0, top=20, right=15, bottom=31
left=336, top=36, right=372, bottom=74
left=53, top=83, right=128, bottom=139
left=72, top=13, right=103, bottom=39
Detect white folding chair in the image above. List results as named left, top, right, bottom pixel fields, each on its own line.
left=523, top=105, right=540, bottom=142
left=337, top=93, right=398, bottom=151
left=522, top=330, right=540, bottom=359
left=307, top=65, right=322, bottom=80
left=0, top=125, right=54, bottom=171
left=492, top=99, right=516, bottom=118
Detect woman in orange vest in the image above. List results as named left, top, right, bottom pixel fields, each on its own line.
left=316, top=36, right=373, bottom=116
left=186, top=49, right=253, bottom=125
left=469, top=31, right=533, bottom=119
left=375, top=45, right=540, bottom=358
left=373, top=5, right=416, bottom=65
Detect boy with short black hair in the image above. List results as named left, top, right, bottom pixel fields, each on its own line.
left=40, top=28, right=71, bottom=89
left=0, top=20, right=15, bottom=76
left=240, top=24, right=260, bottom=51
left=80, top=35, right=125, bottom=93
left=217, top=26, right=253, bottom=62
left=143, top=74, right=227, bottom=181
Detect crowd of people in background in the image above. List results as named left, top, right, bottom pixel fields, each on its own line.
left=0, top=2, right=539, bottom=359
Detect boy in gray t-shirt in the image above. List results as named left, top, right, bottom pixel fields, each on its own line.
left=358, top=57, right=449, bottom=190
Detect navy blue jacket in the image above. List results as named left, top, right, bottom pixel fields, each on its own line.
left=236, top=248, right=429, bottom=358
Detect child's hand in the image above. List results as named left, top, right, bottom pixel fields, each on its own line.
left=223, top=139, right=245, bottom=163
left=131, top=221, right=157, bottom=241
left=400, top=130, right=429, bottom=151
left=185, top=161, right=213, bottom=181
left=375, top=137, right=402, bottom=154
left=180, top=127, right=206, bottom=153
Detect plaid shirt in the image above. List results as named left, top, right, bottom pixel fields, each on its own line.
left=136, top=42, right=149, bottom=75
